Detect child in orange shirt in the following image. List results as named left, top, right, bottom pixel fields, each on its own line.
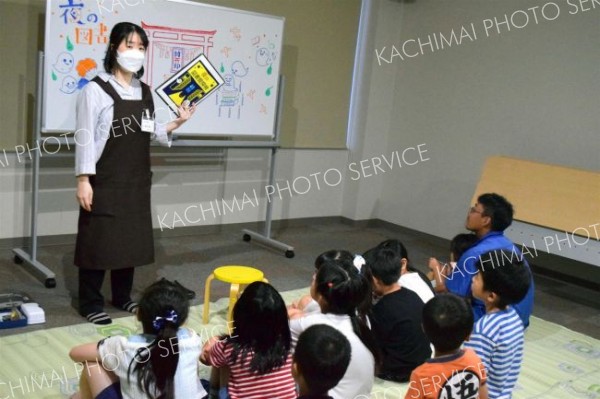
left=405, top=293, right=488, bottom=399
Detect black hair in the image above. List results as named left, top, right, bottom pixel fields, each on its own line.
left=314, top=249, right=355, bottom=270
left=477, top=193, right=514, bottom=232
left=476, top=249, right=531, bottom=309
left=104, top=22, right=149, bottom=78
left=225, top=281, right=291, bottom=375
left=315, top=249, right=372, bottom=323
left=422, top=294, right=473, bottom=353
left=450, top=233, right=478, bottom=260
left=128, top=279, right=189, bottom=399
left=364, top=248, right=401, bottom=285
left=366, top=239, right=434, bottom=292
left=374, top=239, right=409, bottom=261
left=294, top=324, right=351, bottom=395
left=314, top=260, right=381, bottom=369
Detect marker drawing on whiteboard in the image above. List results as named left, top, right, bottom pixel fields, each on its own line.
left=231, top=61, right=249, bottom=77
left=216, top=74, right=244, bottom=119
left=53, top=52, right=74, bottom=74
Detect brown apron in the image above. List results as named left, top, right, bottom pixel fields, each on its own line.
left=74, top=76, right=155, bottom=270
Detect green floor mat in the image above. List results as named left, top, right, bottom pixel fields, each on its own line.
left=0, top=288, right=598, bottom=399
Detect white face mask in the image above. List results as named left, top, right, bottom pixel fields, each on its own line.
left=116, top=49, right=145, bottom=73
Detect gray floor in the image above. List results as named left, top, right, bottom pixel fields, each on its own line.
left=1, top=218, right=599, bottom=339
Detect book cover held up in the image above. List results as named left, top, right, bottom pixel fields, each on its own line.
left=155, top=53, right=224, bottom=113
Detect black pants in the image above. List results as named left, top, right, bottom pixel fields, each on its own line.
left=78, top=267, right=134, bottom=316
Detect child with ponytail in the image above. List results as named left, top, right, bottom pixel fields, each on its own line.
left=69, top=279, right=207, bottom=399
left=290, top=256, right=381, bottom=399
left=288, top=249, right=368, bottom=320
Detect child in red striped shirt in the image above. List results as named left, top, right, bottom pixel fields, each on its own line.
left=202, top=281, right=296, bottom=399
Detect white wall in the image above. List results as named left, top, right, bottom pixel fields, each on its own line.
left=347, top=0, right=600, bottom=239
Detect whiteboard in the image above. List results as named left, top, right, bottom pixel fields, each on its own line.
left=43, top=0, right=284, bottom=137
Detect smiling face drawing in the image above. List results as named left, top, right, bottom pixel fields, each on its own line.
left=231, top=60, right=249, bottom=77
left=223, top=74, right=235, bottom=87
left=53, top=52, right=74, bottom=74
left=60, top=76, right=77, bottom=94
left=255, top=47, right=273, bottom=66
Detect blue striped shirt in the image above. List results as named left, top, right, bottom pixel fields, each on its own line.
left=464, top=307, right=524, bottom=399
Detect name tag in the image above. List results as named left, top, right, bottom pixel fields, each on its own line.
left=141, top=109, right=154, bottom=133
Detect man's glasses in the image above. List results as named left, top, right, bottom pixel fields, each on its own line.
left=469, top=206, right=484, bottom=214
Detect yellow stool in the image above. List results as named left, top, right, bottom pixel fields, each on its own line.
left=202, top=265, right=268, bottom=324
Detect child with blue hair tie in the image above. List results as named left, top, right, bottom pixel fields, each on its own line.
left=69, top=279, right=207, bottom=399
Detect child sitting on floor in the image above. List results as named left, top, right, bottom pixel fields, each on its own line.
left=406, top=293, right=488, bottom=399
left=288, top=249, right=367, bottom=319
left=428, top=233, right=478, bottom=293
left=464, top=249, right=531, bottom=399
left=69, top=279, right=207, bottom=399
left=202, top=281, right=296, bottom=399
left=366, top=239, right=435, bottom=304
left=290, top=258, right=380, bottom=399
left=365, top=247, right=432, bottom=382
left=293, top=324, right=351, bottom=399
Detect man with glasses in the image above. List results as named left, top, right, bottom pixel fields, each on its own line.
left=429, top=193, right=535, bottom=327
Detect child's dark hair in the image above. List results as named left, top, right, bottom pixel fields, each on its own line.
left=294, top=324, right=351, bottom=395
left=104, top=22, right=149, bottom=78
left=476, top=249, right=531, bottom=309
left=129, top=279, right=189, bottom=399
left=366, top=239, right=433, bottom=291
left=374, top=239, right=409, bottom=263
left=315, top=249, right=355, bottom=270
left=477, top=193, right=514, bottom=232
left=225, top=281, right=291, bottom=375
left=450, top=233, right=478, bottom=260
left=316, top=249, right=372, bottom=323
left=364, top=248, right=401, bottom=285
left=315, top=260, right=381, bottom=368
left=422, top=294, right=473, bottom=353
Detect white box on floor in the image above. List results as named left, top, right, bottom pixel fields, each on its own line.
left=20, top=303, right=45, bottom=324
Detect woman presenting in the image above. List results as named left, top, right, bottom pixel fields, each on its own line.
left=75, top=22, right=196, bottom=325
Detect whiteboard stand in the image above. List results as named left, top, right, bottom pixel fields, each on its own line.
left=174, top=76, right=295, bottom=258
left=241, top=77, right=294, bottom=258
left=242, top=75, right=294, bottom=258
left=12, top=52, right=57, bottom=288
left=168, top=136, right=295, bottom=258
